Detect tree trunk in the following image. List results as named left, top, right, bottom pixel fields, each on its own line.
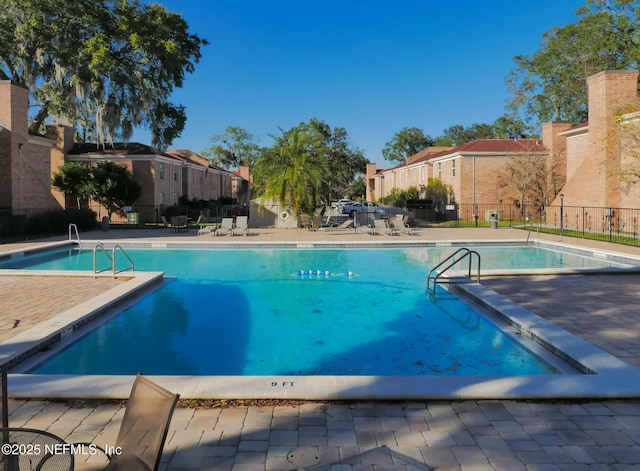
left=28, top=102, right=50, bottom=134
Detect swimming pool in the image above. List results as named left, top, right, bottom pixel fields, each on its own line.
left=3, top=244, right=628, bottom=377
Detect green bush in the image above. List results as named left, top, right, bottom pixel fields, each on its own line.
left=26, top=208, right=98, bottom=234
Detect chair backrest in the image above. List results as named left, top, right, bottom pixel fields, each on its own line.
left=221, top=218, right=234, bottom=230
left=374, top=219, right=387, bottom=229
left=161, top=216, right=169, bottom=226
left=236, top=216, right=248, bottom=228
left=110, top=374, right=179, bottom=471
left=1, top=365, right=8, bottom=428
left=393, top=215, right=406, bottom=228
left=341, top=219, right=354, bottom=228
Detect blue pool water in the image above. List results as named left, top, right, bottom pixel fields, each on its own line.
left=4, top=245, right=622, bottom=376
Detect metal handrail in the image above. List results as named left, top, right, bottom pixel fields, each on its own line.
left=427, top=248, right=481, bottom=300
left=526, top=222, right=534, bottom=246
left=93, top=242, right=112, bottom=276
left=112, top=244, right=134, bottom=275
left=93, top=243, right=135, bottom=276
left=68, top=223, right=81, bottom=250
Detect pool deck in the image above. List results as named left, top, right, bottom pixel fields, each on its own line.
left=2, top=227, right=640, bottom=469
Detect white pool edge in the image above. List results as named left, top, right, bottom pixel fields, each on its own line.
left=3, top=239, right=640, bottom=400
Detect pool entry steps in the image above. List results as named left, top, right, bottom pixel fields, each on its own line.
left=427, top=247, right=481, bottom=300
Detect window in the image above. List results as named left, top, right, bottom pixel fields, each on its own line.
left=451, top=160, right=456, bottom=177
left=159, top=163, right=165, bottom=180
left=437, top=163, right=442, bottom=179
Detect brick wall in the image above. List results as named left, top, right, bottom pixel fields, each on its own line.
left=0, top=81, right=62, bottom=211
left=551, top=70, right=640, bottom=208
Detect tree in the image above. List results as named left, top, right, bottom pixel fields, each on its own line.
left=0, top=0, right=207, bottom=149
left=91, top=161, right=141, bottom=220
left=434, top=123, right=495, bottom=146
left=500, top=155, right=548, bottom=211
left=254, top=128, right=327, bottom=215
left=349, top=176, right=366, bottom=200
left=51, top=162, right=93, bottom=209
left=382, top=127, right=434, bottom=164
left=292, top=119, right=367, bottom=204
left=424, top=178, right=450, bottom=202
left=506, top=0, right=639, bottom=126
left=491, top=114, right=533, bottom=139
left=202, top=126, right=261, bottom=169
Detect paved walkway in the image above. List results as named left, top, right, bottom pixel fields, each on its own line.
left=2, top=227, right=640, bottom=470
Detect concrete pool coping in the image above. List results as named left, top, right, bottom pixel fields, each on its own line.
left=3, top=237, right=640, bottom=400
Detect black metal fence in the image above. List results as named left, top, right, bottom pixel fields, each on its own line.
left=416, top=202, right=640, bottom=246
left=4, top=202, right=640, bottom=247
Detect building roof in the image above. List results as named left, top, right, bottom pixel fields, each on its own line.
left=68, top=142, right=160, bottom=155
left=68, top=143, right=232, bottom=173
left=164, top=149, right=228, bottom=172
left=558, top=122, right=589, bottom=137
left=454, top=139, right=546, bottom=153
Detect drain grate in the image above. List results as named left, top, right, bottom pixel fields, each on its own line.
left=287, top=446, right=322, bottom=468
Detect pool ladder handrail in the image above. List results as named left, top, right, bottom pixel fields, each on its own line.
left=68, top=223, right=81, bottom=250
left=93, top=243, right=135, bottom=277
left=426, top=248, right=481, bottom=300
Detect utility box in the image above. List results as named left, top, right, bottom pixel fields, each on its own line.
left=127, top=213, right=139, bottom=225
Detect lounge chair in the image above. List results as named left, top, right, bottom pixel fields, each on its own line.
left=371, top=218, right=396, bottom=235
left=392, top=215, right=413, bottom=235
left=160, top=216, right=171, bottom=231
left=233, top=215, right=249, bottom=236
left=217, top=217, right=234, bottom=236
left=298, top=214, right=312, bottom=230
left=326, top=219, right=354, bottom=232
left=73, top=374, right=179, bottom=471
left=171, top=216, right=188, bottom=232
left=197, top=226, right=216, bottom=236
left=311, top=215, right=322, bottom=230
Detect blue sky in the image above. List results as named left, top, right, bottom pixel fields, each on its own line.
left=136, top=0, right=585, bottom=165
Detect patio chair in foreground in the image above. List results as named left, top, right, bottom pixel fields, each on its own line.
left=1, top=366, right=7, bottom=428
left=233, top=215, right=249, bottom=236
left=2, top=366, right=76, bottom=470
left=74, top=374, right=179, bottom=471
left=217, top=217, right=234, bottom=236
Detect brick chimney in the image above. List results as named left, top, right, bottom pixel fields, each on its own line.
left=587, top=70, right=640, bottom=208
left=0, top=81, right=29, bottom=209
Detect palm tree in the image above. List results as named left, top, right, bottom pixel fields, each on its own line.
left=254, top=128, right=327, bottom=216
